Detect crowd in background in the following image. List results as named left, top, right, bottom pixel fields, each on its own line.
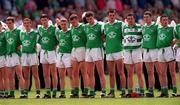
left=0, top=0, right=180, bottom=28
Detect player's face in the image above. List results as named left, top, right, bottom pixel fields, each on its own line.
left=6, top=20, right=14, bottom=30
left=70, top=18, right=79, bottom=27
left=127, top=16, right=135, bottom=26
left=23, top=20, right=31, bottom=30
left=108, top=12, right=116, bottom=23
left=0, top=24, right=2, bottom=31
left=40, top=18, right=49, bottom=27
left=143, top=15, right=151, bottom=24
left=160, top=17, right=169, bottom=27
left=60, top=21, right=68, bottom=31
left=86, top=16, right=94, bottom=25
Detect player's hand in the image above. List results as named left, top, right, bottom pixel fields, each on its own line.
left=17, top=46, right=21, bottom=51
left=173, top=44, right=178, bottom=50
left=54, top=45, right=58, bottom=49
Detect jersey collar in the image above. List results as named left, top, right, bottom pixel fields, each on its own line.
left=108, top=19, right=118, bottom=25
left=90, top=20, right=98, bottom=27
left=144, top=21, right=155, bottom=27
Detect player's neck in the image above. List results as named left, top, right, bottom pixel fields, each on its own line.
left=26, top=28, right=31, bottom=32
left=146, top=21, right=152, bottom=26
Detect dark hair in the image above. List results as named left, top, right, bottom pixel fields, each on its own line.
left=40, top=14, right=49, bottom=19
left=107, top=9, right=116, bottom=15
left=160, top=15, right=168, bottom=20
left=126, top=13, right=135, bottom=18
left=23, top=17, right=31, bottom=22
left=144, top=11, right=152, bottom=17
left=69, top=14, right=78, bottom=21
left=6, top=16, right=15, bottom=23
left=85, top=11, right=94, bottom=18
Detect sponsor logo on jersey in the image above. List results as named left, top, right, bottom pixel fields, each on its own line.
left=59, top=39, right=66, bottom=46
left=124, top=36, right=137, bottom=43
left=7, top=38, right=14, bottom=44
left=42, top=37, right=49, bottom=44
left=72, top=35, right=80, bottom=41
left=22, top=40, right=31, bottom=46
left=159, top=34, right=166, bottom=40
left=143, top=34, right=151, bottom=41
left=108, top=32, right=117, bottom=38
left=87, top=33, right=96, bottom=40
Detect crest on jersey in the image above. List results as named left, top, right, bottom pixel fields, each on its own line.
left=87, top=33, right=96, bottom=40
left=7, top=38, right=14, bottom=44
left=59, top=39, right=65, bottom=46
left=125, top=36, right=137, bottom=43
left=42, top=37, right=49, bottom=44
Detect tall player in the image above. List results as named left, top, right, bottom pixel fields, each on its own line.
left=38, top=14, right=58, bottom=98
left=142, top=11, right=159, bottom=97
left=84, top=11, right=106, bottom=98
left=69, top=14, right=89, bottom=98
left=20, top=18, right=41, bottom=98
left=5, top=17, right=25, bottom=98
left=157, top=15, right=177, bottom=97
left=56, top=18, right=74, bottom=98
left=122, top=13, right=145, bottom=97
left=103, top=9, right=126, bottom=98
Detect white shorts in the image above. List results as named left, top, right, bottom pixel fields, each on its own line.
left=71, top=47, right=85, bottom=62
left=143, top=49, right=158, bottom=62
left=158, top=46, right=175, bottom=62
left=6, top=53, right=20, bottom=67
left=0, top=55, right=6, bottom=68
left=175, top=48, right=180, bottom=62
left=21, top=53, right=39, bottom=66
left=57, top=53, right=72, bottom=68
left=40, top=49, right=57, bottom=64
left=106, top=51, right=123, bottom=61
left=124, top=48, right=142, bottom=64
left=85, top=48, right=104, bottom=62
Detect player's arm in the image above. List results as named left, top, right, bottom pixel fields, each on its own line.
left=100, top=22, right=105, bottom=42
left=17, top=30, right=22, bottom=51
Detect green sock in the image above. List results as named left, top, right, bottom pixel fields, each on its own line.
left=110, top=88, right=115, bottom=94
left=140, top=88, right=144, bottom=94
left=163, top=87, right=168, bottom=95
left=52, top=88, right=57, bottom=96
left=21, top=89, right=25, bottom=96
left=102, top=88, right=106, bottom=94
left=24, top=89, right=28, bottom=96
left=5, top=91, right=8, bottom=96
left=84, top=88, right=89, bottom=95
left=128, top=88, right=132, bottom=94
left=74, top=87, right=79, bottom=95
left=90, top=89, right=95, bottom=95
left=149, top=88, right=154, bottom=94
left=173, top=86, right=177, bottom=94
left=71, top=88, right=75, bottom=95
left=60, top=89, right=65, bottom=95
left=46, top=88, right=51, bottom=96
left=0, top=90, right=2, bottom=95
left=121, top=88, right=126, bottom=94
left=10, top=90, right=15, bottom=96
left=36, top=90, right=40, bottom=95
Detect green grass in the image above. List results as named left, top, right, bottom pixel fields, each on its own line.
left=0, top=74, right=180, bottom=105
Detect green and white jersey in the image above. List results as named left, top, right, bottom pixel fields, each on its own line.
left=84, top=21, right=103, bottom=48
left=156, top=26, right=174, bottom=48
left=175, top=24, right=180, bottom=47
left=103, top=20, right=123, bottom=54
left=20, top=30, right=39, bottom=53
left=38, top=25, right=58, bottom=51
left=142, top=22, right=158, bottom=49
left=5, top=28, right=21, bottom=55
left=56, top=29, right=72, bottom=53
left=70, top=23, right=86, bottom=48
left=122, top=24, right=142, bottom=50
left=0, top=31, right=6, bottom=56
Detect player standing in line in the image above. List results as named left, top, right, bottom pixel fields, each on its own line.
left=0, top=22, right=9, bottom=98
left=20, top=18, right=41, bottom=98
left=122, top=13, right=145, bottom=97
left=38, top=14, right=58, bottom=98
left=175, top=23, right=180, bottom=82
left=103, top=9, right=126, bottom=98
left=84, top=11, right=106, bottom=98
left=157, top=15, right=177, bottom=97
left=142, top=11, right=159, bottom=97
left=56, top=18, right=74, bottom=98
left=69, top=14, right=89, bottom=98
left=5, top=17, right=25, bottom=98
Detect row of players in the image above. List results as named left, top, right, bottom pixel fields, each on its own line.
left=0, top=9, right=180, bottom=99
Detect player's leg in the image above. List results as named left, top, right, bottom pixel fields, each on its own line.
left=50, top=63, right=58, bottom=98
left=107, top=60, right=115, bottom=96
left=0, top=68, right=4, bottom=98
left=67, top=67, right=74, bottom=97
left=72, top=60, right=80, bottom=96
left=42, top=64, right=51, bottom=98
left=125, top=64, right=134, bottom=97
left=8, top=67, right=15, bottom=98
left=22, top=66, right=30, bottom=97
left=178, top=62, right=180, bottom=81
left=32, top=65, right=41, bottom=98
left=15, top=64, right=25, bottom=98
left=116, top=59, right=126, bottom=96
left=80, top=61, right=89, bottom=96
left=58, top=68, right=66, bottom=98
left=2, top=67, right=9, bottom=98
